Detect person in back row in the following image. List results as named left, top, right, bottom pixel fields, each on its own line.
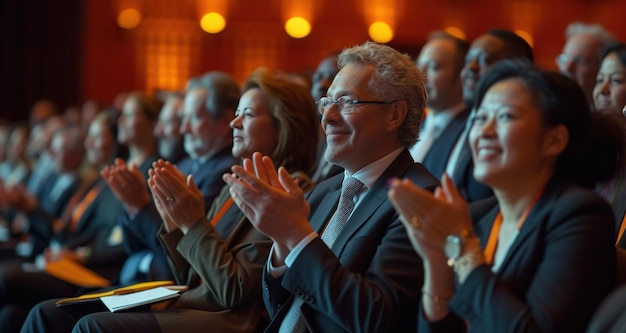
left=593, top=43, right=626, bottom=231
left=0, top=91, right=162, bottom=333
left=446, top=29, right=534, bottom=203
left=102, top=72, right=241, bottom=284
left=594, top=42, right=626, bottom=116
left=154, top=94, right=186, bottom=165
left=0, top=110, right=126, bottom=333
left=410, top=31, right=469, bottom=180
left=21, top=67, right=320, bottom=333
left=556, top=22, right=616, bottom=111
left=310, top=52, right=344, bottom=183
left=0, top=125, right=85, bottom=259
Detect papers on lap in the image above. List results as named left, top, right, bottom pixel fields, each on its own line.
left=56, top=280, right=188, bottom=312
left=100, top=287, right=180, bottom=312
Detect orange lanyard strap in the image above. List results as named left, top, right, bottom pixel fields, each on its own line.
left=209, top=197, right=234, bottom=226
left=616, top=213, right=626, bottom=246
left=484, top=213, right=503, bottom=266
left=483, top=191, right=543, bottom=265
left=69, top=184, right=102, bottom=231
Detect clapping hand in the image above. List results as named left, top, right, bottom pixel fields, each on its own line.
left=387, top=174, right=473, bottom=263
left=223, top=152, right=313, bottom=251
left=148, top=159, right=206, bottom=234
left=101, top=158, right=151, bottom=215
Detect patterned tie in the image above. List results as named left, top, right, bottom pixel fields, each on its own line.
left=278, top=176, right=364, bottom=333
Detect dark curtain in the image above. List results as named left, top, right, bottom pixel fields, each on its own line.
left=0, top=0, right=83, bottom=122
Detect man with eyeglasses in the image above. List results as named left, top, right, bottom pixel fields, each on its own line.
left=224, top=41, right=439, bottom=332
left=556, top=22, right=616, bottom=111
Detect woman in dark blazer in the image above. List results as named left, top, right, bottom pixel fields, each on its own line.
left=388, top=60, right=621, bottom=333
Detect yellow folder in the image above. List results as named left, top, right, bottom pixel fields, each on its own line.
left=55, top=280, right=177, bottom=306
left=45, top=257, right=111, bottom=288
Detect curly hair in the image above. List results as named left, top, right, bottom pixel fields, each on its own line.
left=338, top=41, right=427, bottom=147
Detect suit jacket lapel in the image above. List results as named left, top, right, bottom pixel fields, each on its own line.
left=309, top=187, right=341, bottom=234
left=330, top=150, right=414, bottom=255
left=423, top=109, right=469, bottom=178
left=493, top=184, right=556, bottom=274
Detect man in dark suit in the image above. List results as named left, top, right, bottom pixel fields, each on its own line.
left=410, top=31, right=469, bottom=179
left=445, top=29, right=534, bottom=203
left=0, top=126, right=84, bottom=259
left=21, top=126, right=86, bottom=257
left=103, top=71, right=240, bottom=283
left=0, top=174, right=128, bottom=333
left=225, top=41, right=439, bottom=332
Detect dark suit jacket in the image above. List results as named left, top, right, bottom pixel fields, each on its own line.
left=115, top=156, right=162, bottom=256
left=419, top=180, right=616, bottom=333
left=422, top=108, right=469, bottom=179
left=121, top=146, right=237, bottom=255
left=262, top=149, right=440, bottom=333
left=55, top=179, right=128, bottom=280
left=35, top=172, right=79, bottom=219
left=176, top=145, right=239, bottom=211
left=450, top=123, right=493, bottom=203
left=26, top=173, right=81, bottom=256
left=0, top=177, right=128, bottom=314
left=0, top=166, right=134, bottom=318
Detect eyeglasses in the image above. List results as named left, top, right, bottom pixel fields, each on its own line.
left=315, top=96, right=396, bottom=115
left=555, top=53, right=590, bottom=67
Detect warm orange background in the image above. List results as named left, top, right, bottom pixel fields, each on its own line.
left=2, top=0, right=625, bottom=121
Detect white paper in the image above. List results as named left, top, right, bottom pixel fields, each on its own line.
left=100, top=287, right=179, bottom=312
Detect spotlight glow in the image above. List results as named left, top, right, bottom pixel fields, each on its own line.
left=200, top=12, right=226, bottom=34
left=117, top=8, right=142, bottom=29
left=368, top=22, right=394, bottom=43
left=285, top=17, right=311, bottom=38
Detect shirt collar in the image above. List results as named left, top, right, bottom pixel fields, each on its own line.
left=344, top=146, right=404, bottom=191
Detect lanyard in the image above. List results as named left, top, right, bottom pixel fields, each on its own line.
left=616, top=213, right=626, bottom=246
left=209, top=197, right=234, bottom=226
left=483, top=191, right=543, bottom=265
